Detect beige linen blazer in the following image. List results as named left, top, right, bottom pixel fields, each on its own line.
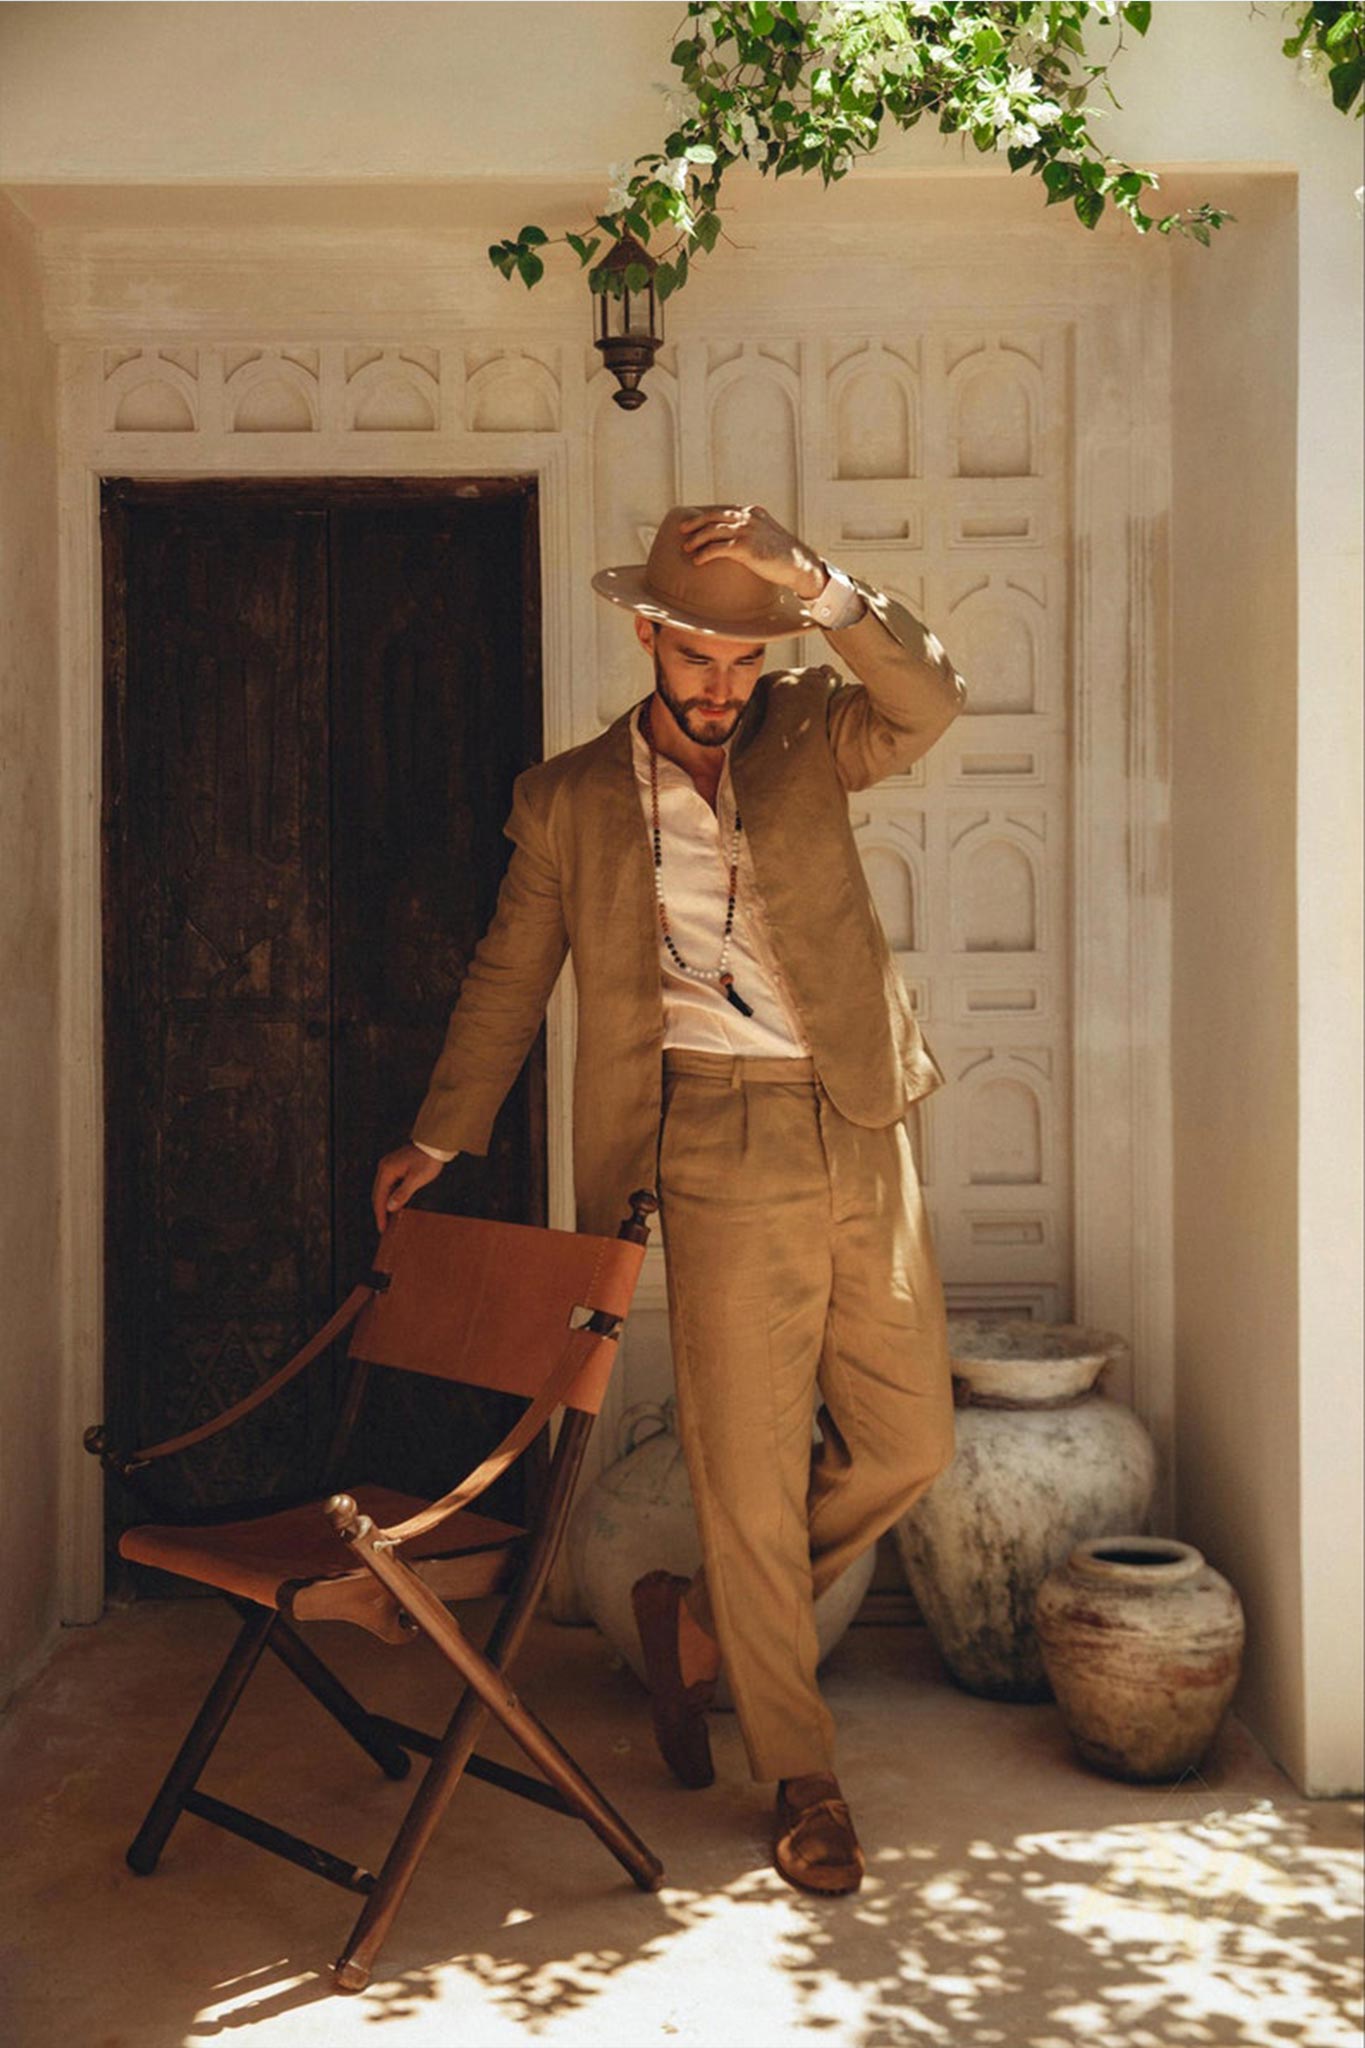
left=411, top=576, right=968, bottom=1236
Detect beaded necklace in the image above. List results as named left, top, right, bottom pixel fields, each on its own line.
left=643, top=700, right=755, bottom=1018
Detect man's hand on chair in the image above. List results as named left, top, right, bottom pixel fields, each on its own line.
left=371, top=1143, right=452, bottom=1236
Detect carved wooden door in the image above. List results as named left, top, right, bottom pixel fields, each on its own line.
left=101, top=477, right=545, bottom=1574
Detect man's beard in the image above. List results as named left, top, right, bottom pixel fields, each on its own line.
left=653, top=650, right=743, bottom=749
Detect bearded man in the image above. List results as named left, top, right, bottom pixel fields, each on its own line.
left=372, top=502, right=967, bottom=1895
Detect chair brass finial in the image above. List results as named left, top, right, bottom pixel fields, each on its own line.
left=621, top=1190, right=659, bottom=1244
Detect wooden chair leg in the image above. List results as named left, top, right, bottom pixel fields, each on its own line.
left=333, top=1673, right=494, bottom=1992
left=126, top=1605, right=277, bottom=1876
left=329, top=1500, right=663, bottom=1994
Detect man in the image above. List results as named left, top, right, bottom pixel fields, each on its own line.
left=371, top=502, right=966, bottom=1896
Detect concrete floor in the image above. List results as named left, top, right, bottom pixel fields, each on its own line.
left=2, top=1598, right=1360, bottom=2048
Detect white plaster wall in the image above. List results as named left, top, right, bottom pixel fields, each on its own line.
left=1167, top=171, right=1307, bottom=1789
left=0, top=192, right=62, bottom=1706
left=1106, top=21, right=1364, bottom=1799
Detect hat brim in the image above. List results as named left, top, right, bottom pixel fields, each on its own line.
left=590, top=565, right=809, bottom=643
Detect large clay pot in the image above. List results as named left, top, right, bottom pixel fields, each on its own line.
left=567, top=1399, right=876, bottom=1710
left=893, top=1318, right=1156, bottom=1701
left=1034, top=1534, right=1246, bottom=1781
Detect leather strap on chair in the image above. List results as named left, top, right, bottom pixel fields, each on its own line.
left=374, top=1323, right=617, bottom=1549
left=123, top=1281, right=380, bottom=1467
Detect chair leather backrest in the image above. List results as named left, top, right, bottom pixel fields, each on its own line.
left=346, top=1207, right=646, bottom=1408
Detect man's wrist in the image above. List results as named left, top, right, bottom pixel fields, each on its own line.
left=801, top=559, right=866, bottom=630
left=412, top=1136, right=457, bottom=1162
left=793, top=553, right=831, bottom=605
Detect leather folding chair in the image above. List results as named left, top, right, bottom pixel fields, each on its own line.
left=85, top=1189, right=661, bottom=1994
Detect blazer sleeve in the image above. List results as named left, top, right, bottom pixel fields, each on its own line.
left=409, top=766, right=569, bottom=1158
left=822, top=575, right=968, bottom=791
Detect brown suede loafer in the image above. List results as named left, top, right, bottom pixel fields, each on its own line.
left=630, top=1569, right=717, bottom=1789
left=773, top=1773, right=866, bottom=1895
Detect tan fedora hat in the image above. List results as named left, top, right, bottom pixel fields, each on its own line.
left=591, top=503, right=811, bottom=642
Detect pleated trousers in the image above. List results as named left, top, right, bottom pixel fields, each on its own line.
left=654, top=1045, right=957, bottom=1783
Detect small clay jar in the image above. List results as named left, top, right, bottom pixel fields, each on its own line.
left=1034, top=1534, right=1245, bottom=1782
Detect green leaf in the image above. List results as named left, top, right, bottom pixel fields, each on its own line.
left=1329, top=56, right=1364, bottom=113
left=517, top=225, right=548, bottom=246
left=623, top=261, right=651, bottom=291
left=516, top=252, right=544, bottom=286
left=1073, top=187, right=1104, bottom=229
left=973, top=23, right=1004, bottom=61
left=750, top=1, right=774, bottom=32
left=1121, top=2, right=1151, bottom=34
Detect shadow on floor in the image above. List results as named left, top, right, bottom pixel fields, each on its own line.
left=2, top=1598, right=1360, bottom=2047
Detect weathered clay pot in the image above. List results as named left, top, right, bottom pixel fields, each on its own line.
left=1034, top=1534, right=1245, bottom=1780
left=893, top=1318, right=1156, bottom=1700
left=567, top=1399, right=875, bottom=1711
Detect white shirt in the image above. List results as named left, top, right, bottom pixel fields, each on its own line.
left=414, top=562, right=867, bottom=1158
left=631, top=698, right=810, bottom=1057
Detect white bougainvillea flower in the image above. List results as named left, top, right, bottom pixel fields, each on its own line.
left=606, top=160, right=634, bottom=211
left=659, top=156, right=692, bottom=194
left=653, top=79, right=702, bottom=127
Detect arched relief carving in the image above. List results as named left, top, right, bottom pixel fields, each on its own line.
left=949, top=812, right=1043, bottom=953
left=106, top=348, right=198, bottom=433
left=225, top=351, right=318, bottom=434
left=347, top=348, right=439, bottom=432
left=946, top=576, right=1043, bottom=715
left=947, top=343, right=1041, bottom=479
left=829, top=342, right=920, bottom=480
left=958, top=1051, right=1051, bottom=1186
left=707, top=349, right=800, bottom=532
left=854, top=828, right=923, bottom=952
left=466, top=351, right=559, bottom=433
left=589, top=363, right=680, bottom=724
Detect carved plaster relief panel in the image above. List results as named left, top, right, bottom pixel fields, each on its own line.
left=92, top=323, right=1072, bottom=1328
left=583, top=325, right=1072, bottom=1318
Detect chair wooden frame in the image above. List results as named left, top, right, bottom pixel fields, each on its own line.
left=85, top=1189, right=662, bottom=1995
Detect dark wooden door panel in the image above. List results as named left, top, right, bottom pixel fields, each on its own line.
left=327, top=490, right=545, bottom=1512
left=102, top=478, right=545, bottom=1553
left=104, top=493, right=334, bottom=1512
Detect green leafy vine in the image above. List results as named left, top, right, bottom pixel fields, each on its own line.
left=487, top=1, right=1356, bottom=307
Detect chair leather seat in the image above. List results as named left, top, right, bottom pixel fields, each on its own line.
left=119, top=1484, right=525, bottom=1610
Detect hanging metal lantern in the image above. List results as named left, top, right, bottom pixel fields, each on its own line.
left=592, top=233, right=664, bottom=411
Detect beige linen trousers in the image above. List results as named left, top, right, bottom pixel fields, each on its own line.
left=411, top=574, right=968, bottom=1778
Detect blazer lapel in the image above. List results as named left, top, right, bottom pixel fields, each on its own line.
left=576, top=700, right=662, bottom=1007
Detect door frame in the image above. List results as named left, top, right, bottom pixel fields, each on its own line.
left=62, top=436, right=583, bottom=1622
left=55, top=293, right=1173, bottom=1624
